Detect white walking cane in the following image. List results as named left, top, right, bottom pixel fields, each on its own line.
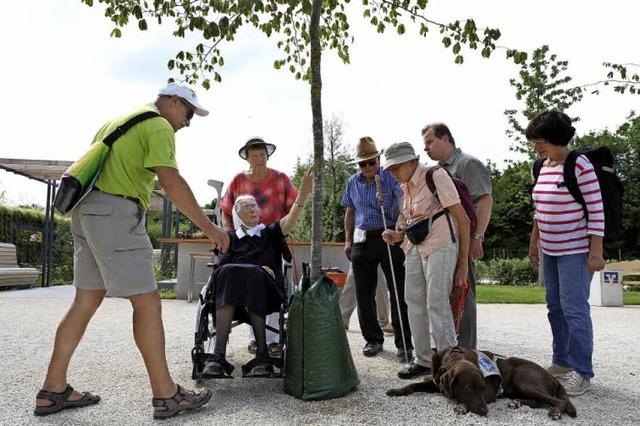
left=375, top=175, right=411, bottom=366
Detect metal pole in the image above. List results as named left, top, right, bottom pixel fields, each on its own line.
left=374, top=175, right=410, bottom=366
left=172, top=208, right=180, bottom=271
left=46, top=181, right=56, bottom=286
left=42, top=181, right=51, bottom=286
left=160, top=197, right=171, bottom=274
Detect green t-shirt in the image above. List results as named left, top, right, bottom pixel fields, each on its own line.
left=94, top=104, right=178, bottom=210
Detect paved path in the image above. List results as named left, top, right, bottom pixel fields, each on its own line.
left=1, top=286, right=639, bottom=425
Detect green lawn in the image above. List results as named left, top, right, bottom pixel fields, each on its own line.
left=158, top=284, right=640, bottom=304
left=477, top=284, right=640, bottom=305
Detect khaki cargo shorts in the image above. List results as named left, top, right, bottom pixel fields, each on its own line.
left=71, top=190, right=156, bottom=297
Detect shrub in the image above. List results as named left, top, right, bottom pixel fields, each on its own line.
left=476, top=257, right=538, bottom=286
left=0, top=205, right=74, bottom=285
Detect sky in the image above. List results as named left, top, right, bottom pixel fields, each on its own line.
left=1, top=0, right=638, bottom=207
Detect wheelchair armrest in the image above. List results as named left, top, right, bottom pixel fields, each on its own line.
left=206, top=263, right=218, bottom=268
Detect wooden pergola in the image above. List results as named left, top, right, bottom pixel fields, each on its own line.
left=0, top=158, right=72, bottom=286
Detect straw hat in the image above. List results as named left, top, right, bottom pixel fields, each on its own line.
left=352, top=137, right=382, bottom=163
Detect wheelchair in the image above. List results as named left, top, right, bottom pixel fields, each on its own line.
left=191, top=253, right=293, bottom=380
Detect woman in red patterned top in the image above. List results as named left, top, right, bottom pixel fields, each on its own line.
left=220, top=137, right=298, bottom=230
left=219, top=137, right=298, bottom=357
left=527, top=109, right=605, bottom=397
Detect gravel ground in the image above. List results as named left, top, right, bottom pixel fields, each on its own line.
left=1, top=286, right=639, bottom=425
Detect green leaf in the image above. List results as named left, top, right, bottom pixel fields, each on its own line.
left=138, top=19, right=147, bottom=31
left=110, top=28, right=122, bottom=38
left=397, top=24, right=405, bottom=35
left=442, top=36, right=451, bottom=48
left=453, top=42, right=460, bottom=54
left=205, top=22, right=220, bottom=39
left=219, top=16, right=229, bottom=35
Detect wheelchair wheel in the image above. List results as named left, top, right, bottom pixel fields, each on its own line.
left=192, top=275, right=217, bottom=380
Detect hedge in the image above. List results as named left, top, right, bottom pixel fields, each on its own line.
left=0, top=205, right=73, bottom=284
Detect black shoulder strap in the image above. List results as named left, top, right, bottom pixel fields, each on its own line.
left=425, top=166, right=439, bottom=196
left=563, top=150, right=587, bottom=216
left=532, top=158, right=545, bottom=184
left=103, top=111, right=161, bottom=147
left=425, top=165, right=456, bottom=242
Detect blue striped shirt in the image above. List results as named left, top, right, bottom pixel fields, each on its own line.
left=342, top=167, right=402, bottom=230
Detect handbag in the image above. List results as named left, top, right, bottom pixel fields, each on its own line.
left=53, top=111, right=160, bottom=214
left=404, top=210, right=447, bottom=245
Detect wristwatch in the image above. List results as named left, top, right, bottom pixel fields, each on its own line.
left=472, top=233, right=484, bottom=241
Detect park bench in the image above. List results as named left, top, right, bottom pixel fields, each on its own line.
left=606, top=260, right=640, bottom=288
left=0, top=243, right=40, bottom=289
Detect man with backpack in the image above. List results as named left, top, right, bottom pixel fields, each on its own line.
left=422, top=123, right=493, bottom=349
left=382, top=142, right=470, bottom=379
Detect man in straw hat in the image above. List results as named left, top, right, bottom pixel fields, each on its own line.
left=342, top=137, right=412, bottom=360
left=382, top=142, right=470, bottom=379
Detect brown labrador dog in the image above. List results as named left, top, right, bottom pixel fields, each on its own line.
left=492, top=356, right=577, bottom=420
left=386, top=346, right=500, bottom=416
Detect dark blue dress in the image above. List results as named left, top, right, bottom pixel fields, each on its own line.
left=213, top=222, right=291, bottom=318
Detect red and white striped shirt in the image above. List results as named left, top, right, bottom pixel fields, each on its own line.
left=532, top=155, right=604, bottom=256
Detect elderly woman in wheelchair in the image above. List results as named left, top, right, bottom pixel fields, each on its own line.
left=193, top=167, right=313, bottom=379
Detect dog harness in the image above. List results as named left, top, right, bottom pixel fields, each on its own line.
left=474, top=350, right=501, bottom=379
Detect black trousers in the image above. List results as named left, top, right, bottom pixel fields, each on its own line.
left=351, top=233, right=412, bottom=349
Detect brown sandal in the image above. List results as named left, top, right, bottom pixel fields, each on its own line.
left=34, top=384, right=100, bottom=417
left=152, top=384, right=212, bottom=419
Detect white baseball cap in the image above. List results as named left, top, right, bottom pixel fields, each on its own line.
left=158, top=82, right=209, bottom=117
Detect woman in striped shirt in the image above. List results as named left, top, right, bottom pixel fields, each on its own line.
left=526, top=109, right=605, bottom=397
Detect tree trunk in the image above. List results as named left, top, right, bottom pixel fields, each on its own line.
left=330, top=133, right=337, bottom=241
left=309, top=0, right=324, bottom=280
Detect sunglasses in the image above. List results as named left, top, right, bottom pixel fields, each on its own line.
left=358, top=159, right=377, bottom=168
left=178, top=98, right=195, bottom=120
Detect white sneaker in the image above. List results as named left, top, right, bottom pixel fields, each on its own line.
left=563, top=370, right=591, bottom=396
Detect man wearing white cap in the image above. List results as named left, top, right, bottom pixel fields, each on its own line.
left=35, top=82, right=228, bottom=419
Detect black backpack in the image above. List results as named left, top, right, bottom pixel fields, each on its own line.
left=532, top=146, right=624, bottom=237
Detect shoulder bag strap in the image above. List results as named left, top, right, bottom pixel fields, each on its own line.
left=103, top=111, right=161, bottom=147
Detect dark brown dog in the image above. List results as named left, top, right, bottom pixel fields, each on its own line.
left=494, top=356, right=577, bottom=420
left=386, top=346, right=500, bottom=416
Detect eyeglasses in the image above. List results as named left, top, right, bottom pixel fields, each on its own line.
left=178, top=98, right=194, bottom=120
left=358, top=159, right=377, bottom=168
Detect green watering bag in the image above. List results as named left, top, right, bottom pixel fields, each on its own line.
left=53, top=111, right=160, bottom=214
left=284, top=264, right=359, bottom=400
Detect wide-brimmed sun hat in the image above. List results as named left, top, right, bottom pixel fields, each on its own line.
left=352, top=136, right=382, bottom=163
left=383, top=142, right=418, bottom=168
left=238, top=137, right=276, bottom=160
